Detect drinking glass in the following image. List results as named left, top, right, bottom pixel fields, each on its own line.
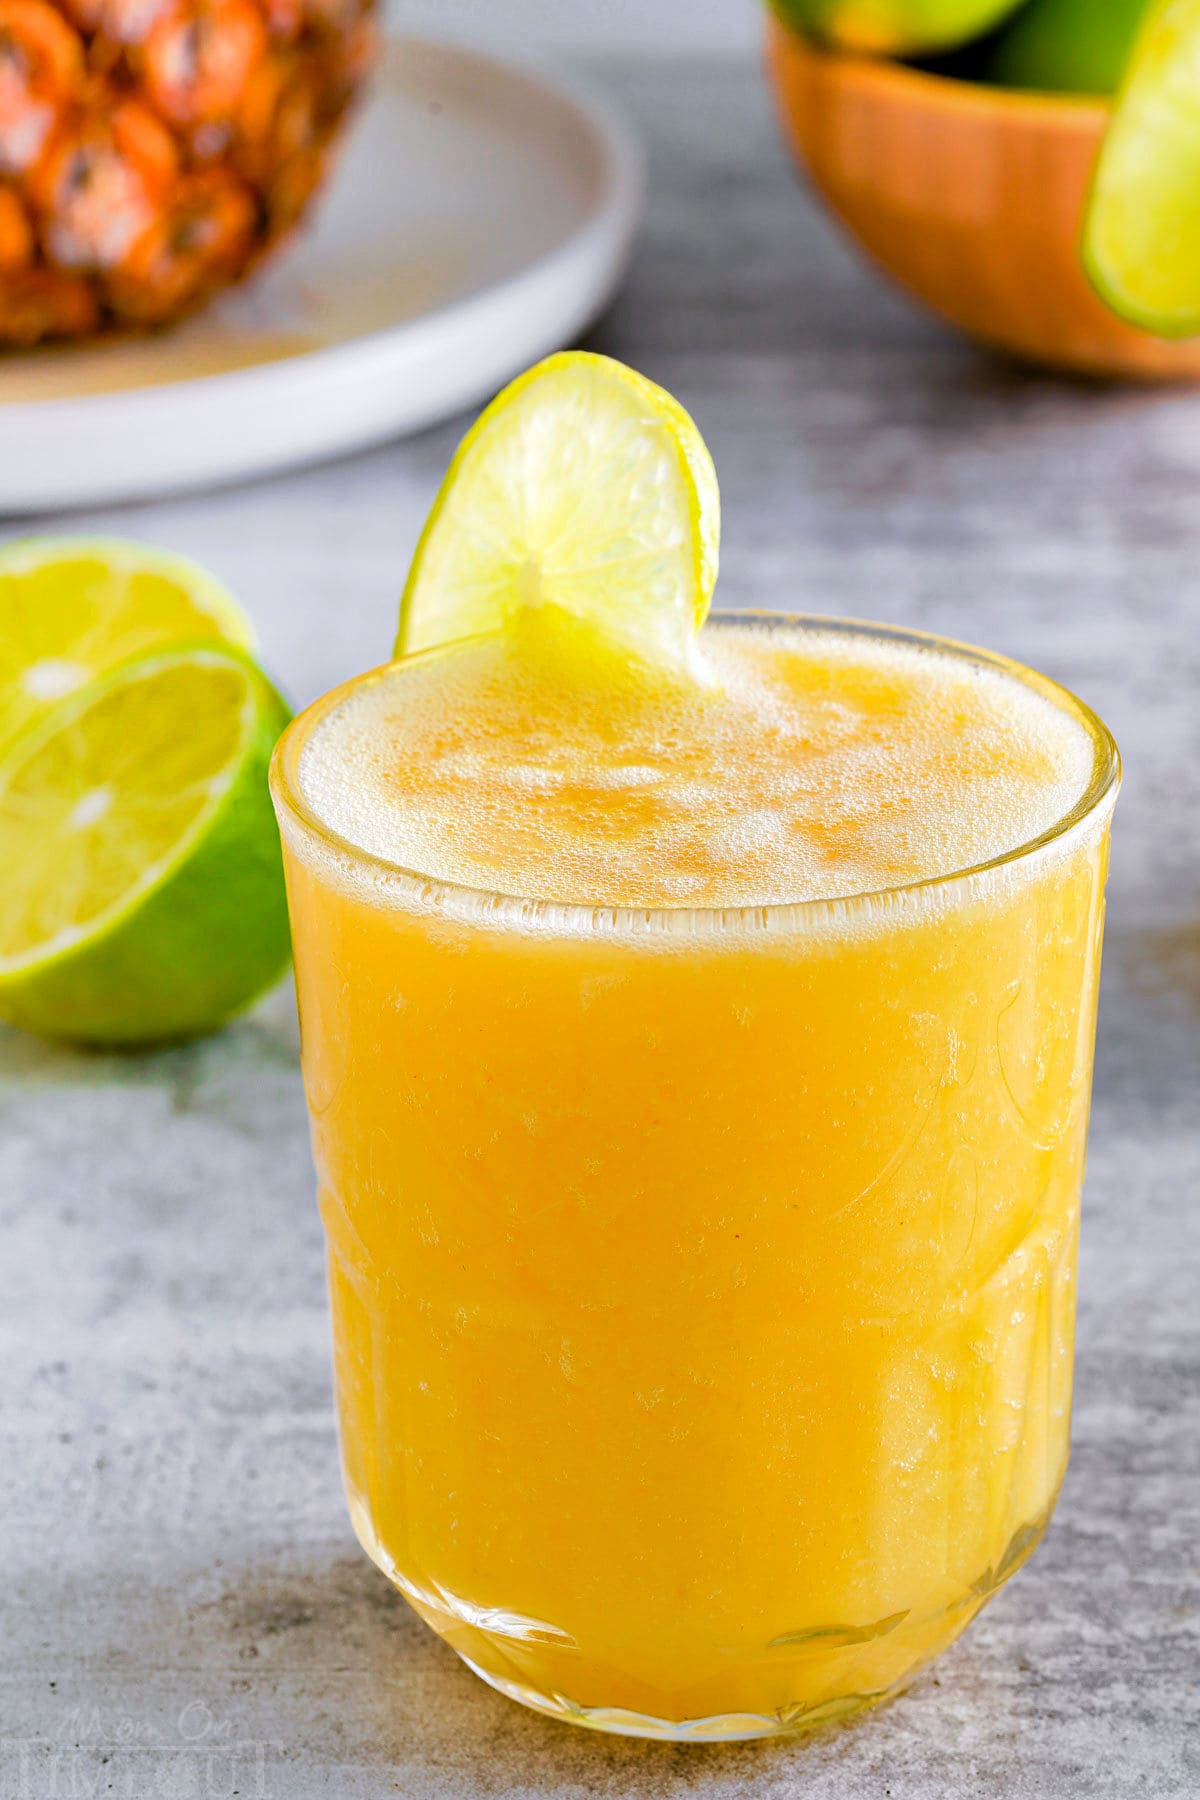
left=270, top=616, right=1119, bottom=1740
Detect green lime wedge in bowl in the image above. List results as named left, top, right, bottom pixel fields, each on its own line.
left=0, top=535, right=255, bottom=756
left=1084, top=0, right=1200, bottom=335
left=768, top=0, right=1023, bottom=54
left=0, top=643, right=291, bottom=1047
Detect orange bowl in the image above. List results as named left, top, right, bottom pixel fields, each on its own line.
left=765, top=14, right=1200, bottom=380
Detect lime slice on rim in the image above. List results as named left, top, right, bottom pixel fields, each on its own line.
left=0, top=536, right=254, bottom=754
left=396, top=352, right=720, bottom=667
left=1083, top=0, right=1200, bottom=335
left=0, top=643, right=291, bottom=1047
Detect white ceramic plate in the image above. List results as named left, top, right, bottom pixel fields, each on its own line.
left=0, top=37, right=642, bottom=514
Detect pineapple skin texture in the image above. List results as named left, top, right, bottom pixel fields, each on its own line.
left=0, top=0, right=376, bottom=344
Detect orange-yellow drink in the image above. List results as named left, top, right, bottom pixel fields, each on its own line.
left=271, top=614, right=1118, bottom=1740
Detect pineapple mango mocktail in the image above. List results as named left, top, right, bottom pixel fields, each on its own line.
left=273, top=613, right=1117, bottom=1737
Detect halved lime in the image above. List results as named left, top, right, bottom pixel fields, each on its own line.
left=0, top=535, right=254, bottom=753
left=0, top=643, right=291, bottom=1047
left=1083, top=0, right=1200, bottom=335
left=985, top=0, right=1148, bottom=95
left=396, top=352, right=720, bottom=667
left=769, top=0, right=1023, bottom=54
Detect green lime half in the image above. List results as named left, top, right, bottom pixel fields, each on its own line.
left=0, top=535, right=255, bottom=755
left=985, top=0, right=1149, bottom=95
left=1084, top=0, right=1200, bottom=335
left=770, top=0, right=1024, bottom=54
left=0, top=643, right=292, bottom=1047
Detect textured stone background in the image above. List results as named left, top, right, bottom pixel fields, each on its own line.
left=2, top=56, right=1197, bottom=1800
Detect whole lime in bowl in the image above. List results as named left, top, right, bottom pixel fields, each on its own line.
left=985, top=0, right=1150, bottom=93
left=770, top=0, right=1023, bottom=53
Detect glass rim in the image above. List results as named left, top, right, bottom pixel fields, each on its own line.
left=269, top=611, right=1121, bottom=935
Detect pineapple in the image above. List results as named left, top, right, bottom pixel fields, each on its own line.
left=0, top=0, right=375, bottom=343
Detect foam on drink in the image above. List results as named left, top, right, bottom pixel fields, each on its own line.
left=296, top=620, right=1099, bottom=910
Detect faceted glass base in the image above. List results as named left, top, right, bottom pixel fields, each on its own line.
left=349, top=1489, right=1053, bottom=1742
left=457, top=1654, right=908, bottom=1742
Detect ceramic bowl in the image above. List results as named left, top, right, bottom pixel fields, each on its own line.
left=765, top=15, right=1200, bottom=380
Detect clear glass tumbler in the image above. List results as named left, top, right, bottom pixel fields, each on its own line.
left=270, top=617, right=1119, bottom=1741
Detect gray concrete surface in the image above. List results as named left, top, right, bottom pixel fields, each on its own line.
left=391, top=0, right=757, bottom=57
left=2, top=55, right=1198, bottom=1800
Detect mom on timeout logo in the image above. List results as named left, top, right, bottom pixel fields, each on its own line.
left=2, top=1701, right=282, bottom=1799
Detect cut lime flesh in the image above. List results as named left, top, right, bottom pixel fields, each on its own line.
left=396, top=352, right=720, bottom=669
left=1084, top=0, right=1200, bottom=335
left=0, top=535, right=255, bottom=754
left=0, top=643, right=291, bottom=1046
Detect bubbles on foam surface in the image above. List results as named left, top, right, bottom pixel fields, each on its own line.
left=296, top=623, right=1099, bottom=911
